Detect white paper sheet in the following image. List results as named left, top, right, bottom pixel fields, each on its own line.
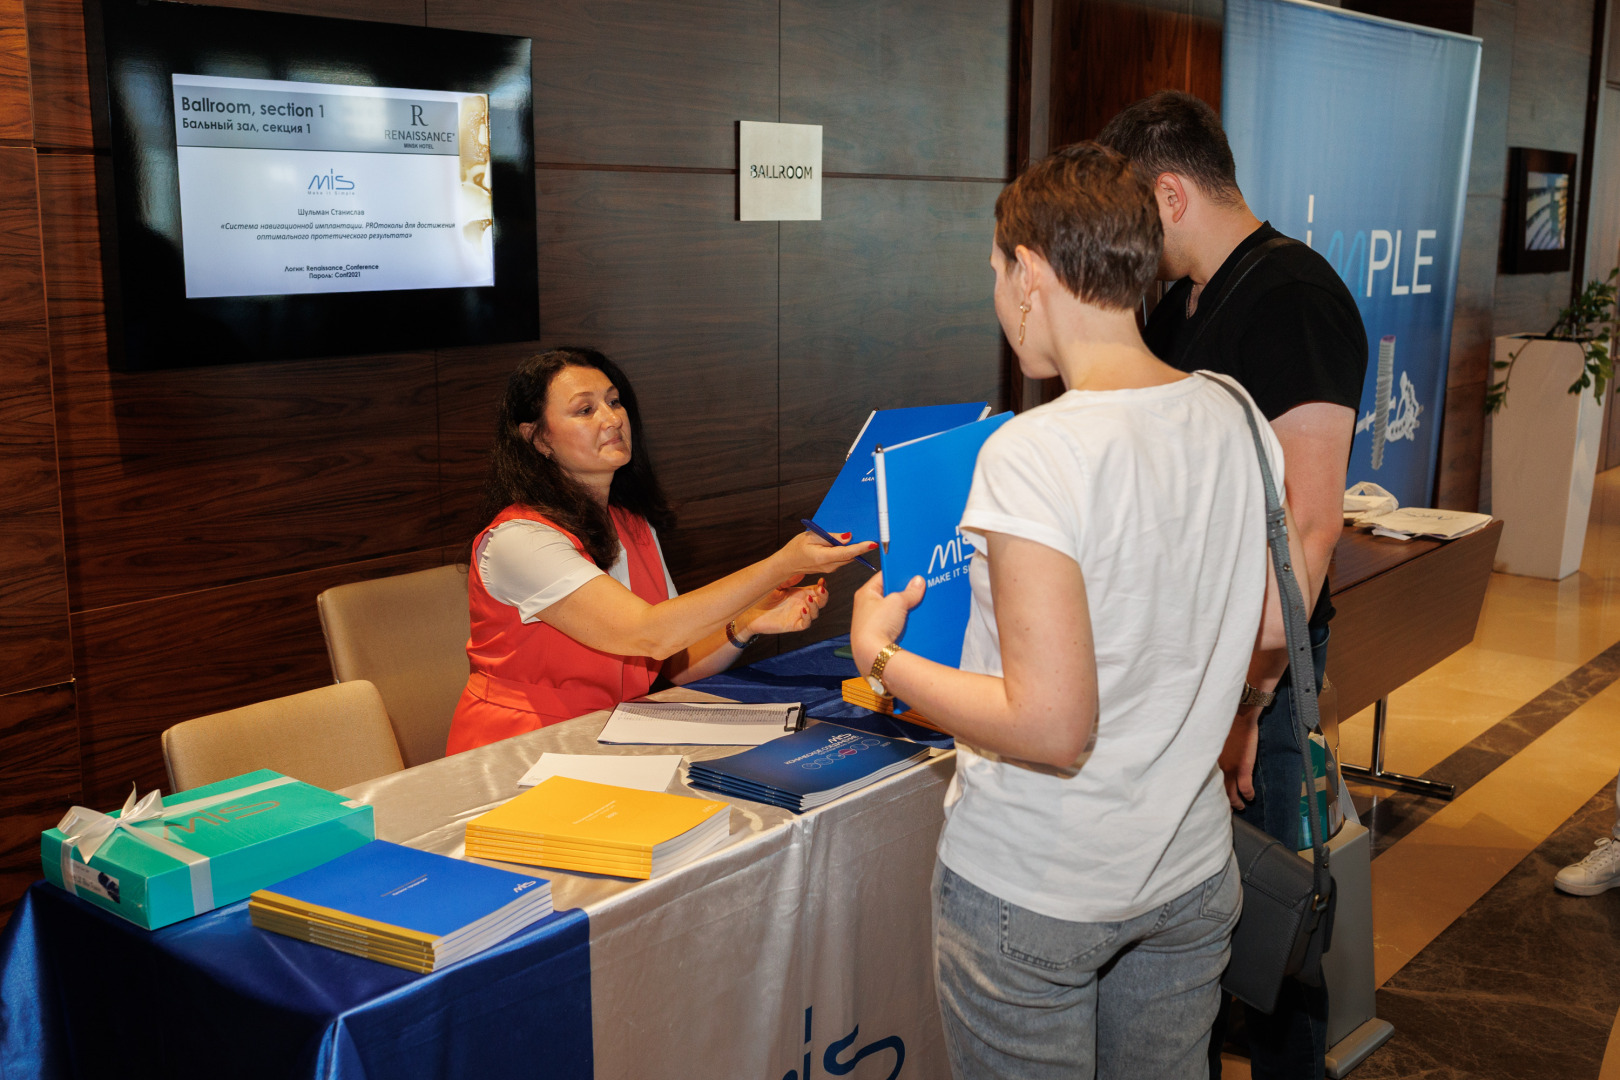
left=516, top=752, right=685, bottom=791
left=596, top=701, right=801, bottom=746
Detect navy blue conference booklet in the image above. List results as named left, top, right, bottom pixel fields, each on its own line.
left=687, top=723, right=930, bottom=812
left=809, top=402, right=990, bottom=547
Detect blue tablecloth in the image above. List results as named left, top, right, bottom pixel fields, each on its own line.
left=0, top=882, right=592, bottom=1080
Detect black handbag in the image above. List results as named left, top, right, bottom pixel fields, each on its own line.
left=1203, top=372, right=1337, bottom=1015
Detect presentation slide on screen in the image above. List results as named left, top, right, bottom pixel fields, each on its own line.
left=171, top=74, right=493, bottom=299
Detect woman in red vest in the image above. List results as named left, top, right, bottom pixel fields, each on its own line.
left=446, top=347, right=874, bottom=754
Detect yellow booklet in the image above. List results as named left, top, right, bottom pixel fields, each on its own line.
left=466, top=776, right=728, bottom=853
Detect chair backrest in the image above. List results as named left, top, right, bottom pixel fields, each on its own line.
left=316, top=563, right=471, bottom=768
left=161, top=680, right=404, bottom=793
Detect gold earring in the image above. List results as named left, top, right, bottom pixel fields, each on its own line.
left=1018, top=301, right=1030, bottom=346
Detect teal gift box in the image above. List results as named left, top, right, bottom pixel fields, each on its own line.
left=41, top=769, right=375, bottom=930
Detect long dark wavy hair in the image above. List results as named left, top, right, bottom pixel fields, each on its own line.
left=479, top=347, right=675, bottom=569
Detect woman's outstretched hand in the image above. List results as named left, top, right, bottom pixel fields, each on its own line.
left=779, top=530, right=879, bottom=576
left=741, top=576, right=830, bottom=636
left=850, top=571, right=926, bottom=673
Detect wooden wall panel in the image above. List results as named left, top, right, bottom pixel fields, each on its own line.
left=36, top=154, right=443, bottom=610
left=656, top=487, right=779, bottom=598
left=22, top=0, right=92, bottom=148
left=429, top=0, right=778, bottom=169
left=537, top=169, right=780, bottom=504
left=779, top=178, right=1004, bottom=487
left=781, top=0, right=1014, bottom=179
left=0, top=144, right=44, bottom=311
left=1049, top=0, right=1222, bottom=148
left=0, top=0, right=29, bottom=143
left=0, top=145, right=71, bottom=692
left=0, top=684, right=79, bottom=923
left=73, top=550, right=448, bottom=807
left=435, top=340, right=539, bottom=550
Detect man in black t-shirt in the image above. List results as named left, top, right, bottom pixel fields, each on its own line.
left=1100, top=92, right=1367, bottom=1080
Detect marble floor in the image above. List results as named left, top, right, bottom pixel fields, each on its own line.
left=1222, top=467, right=1620, bottom=1080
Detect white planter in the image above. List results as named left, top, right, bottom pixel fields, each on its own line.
left=1490, top=335, right=1606, bottom=579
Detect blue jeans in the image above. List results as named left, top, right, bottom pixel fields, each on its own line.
left=1213, top=623, right=1331, bottom=1080
left=933, top=855, right=1241, bottom=1080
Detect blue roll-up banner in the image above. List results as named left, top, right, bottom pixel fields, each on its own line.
left=1223, top=0, right=1481, bottom=507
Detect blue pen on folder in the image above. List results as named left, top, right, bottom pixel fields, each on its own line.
left=799, top=519, right=879, bottom=571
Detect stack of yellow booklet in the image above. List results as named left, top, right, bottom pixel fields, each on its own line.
left=464, top=776, right=731, bottom=880
left=840, top=677, right=945, bottom=733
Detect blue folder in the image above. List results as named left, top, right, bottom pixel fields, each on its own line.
left=875, top=411, right=1013, bottom=668
left=809, top=402, right=991, bottom=546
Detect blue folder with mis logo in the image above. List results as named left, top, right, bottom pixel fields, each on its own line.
left=874, top=411, right=1012, bottom=669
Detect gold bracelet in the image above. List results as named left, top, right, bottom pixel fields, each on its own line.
left=868, top=642, right=904, bottom=695
left=725, top=620, right=757, bottom=649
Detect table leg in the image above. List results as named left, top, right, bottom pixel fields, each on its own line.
left=1338, top=697, right=1456, bottom=800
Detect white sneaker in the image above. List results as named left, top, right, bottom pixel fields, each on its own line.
left=1554, top=837, right=1620, bottom=895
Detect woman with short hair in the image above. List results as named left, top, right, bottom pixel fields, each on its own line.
left=850, top=143, right=1307, bottom=1079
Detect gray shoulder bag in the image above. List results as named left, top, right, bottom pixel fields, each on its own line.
left=1184, top=238, right=1336, bottom=1014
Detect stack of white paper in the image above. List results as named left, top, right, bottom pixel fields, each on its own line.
left=516, top=752, right=685, bottom=791
left=596, top=701, right=802, bottom=746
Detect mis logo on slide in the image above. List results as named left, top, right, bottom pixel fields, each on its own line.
left=307, top=169, right=356, bottom=193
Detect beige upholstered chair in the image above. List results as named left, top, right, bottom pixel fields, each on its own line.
left=161, top=680, right=404, bottom=792
left=316, top=563, right=471, bottom=768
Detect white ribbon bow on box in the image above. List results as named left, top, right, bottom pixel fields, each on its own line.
left=57, top=775, right=297, bottom=916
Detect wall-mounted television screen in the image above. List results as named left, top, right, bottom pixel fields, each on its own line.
left=87, top=0, right=537, bottom=370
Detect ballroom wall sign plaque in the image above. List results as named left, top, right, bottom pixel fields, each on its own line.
left=737, top=120, right=822, bottom=221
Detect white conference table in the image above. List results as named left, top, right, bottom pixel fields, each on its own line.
left=338, top=690, right=955, bottom=1080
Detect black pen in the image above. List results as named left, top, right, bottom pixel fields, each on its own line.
left=799, top=519, right=879, bottom=572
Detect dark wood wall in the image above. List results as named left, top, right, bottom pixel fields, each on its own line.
left=0, top=0, right=1013, bottom=920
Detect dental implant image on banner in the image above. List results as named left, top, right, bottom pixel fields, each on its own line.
left=1371, top=335, right=1395, bottom=470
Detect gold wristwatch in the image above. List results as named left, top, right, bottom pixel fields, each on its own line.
left=1239, top=682, right=1276, bottom=709
left=868, top=642, right=904, bottom=695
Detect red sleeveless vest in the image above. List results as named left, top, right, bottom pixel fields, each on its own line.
left=445, top=504, right=670, bottom=755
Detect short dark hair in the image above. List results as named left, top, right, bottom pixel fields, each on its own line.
left=994, top=142, right=1161, bottom=310
left=480, top=347, right=674, bottom=569
left=1095, top=90, right=1241, bottom=203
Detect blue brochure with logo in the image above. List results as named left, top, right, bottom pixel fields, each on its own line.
left=809, top=402, right=991, bottom=546
left=254, top=840, right=553, bottom=957
left=875, top=411, right=1013, bottom=669
left=686, top=722, right=930, bottom=812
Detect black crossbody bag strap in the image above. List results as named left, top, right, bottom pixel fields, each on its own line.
left=1177, top=236, right=1295, bottom=362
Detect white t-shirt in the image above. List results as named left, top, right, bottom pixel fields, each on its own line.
left=937, top=372, right=1284, bottom=923
left=476, top=519, right=679, bottom=622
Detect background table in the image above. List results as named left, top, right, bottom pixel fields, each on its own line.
left=1327, top=521, right=1503, bottom=797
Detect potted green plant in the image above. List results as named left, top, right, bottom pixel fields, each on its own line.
left=1488, top=268, right=1619, bottom=579
left=1485, top=267, right=1618, bottom=415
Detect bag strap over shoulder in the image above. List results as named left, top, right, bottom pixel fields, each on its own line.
left=1200, top=373, right=1332, bottom=911
left=1179, top=235, right=1295, bottom=361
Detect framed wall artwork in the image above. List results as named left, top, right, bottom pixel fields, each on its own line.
left=1505, top=147, right=1577, bottom=274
